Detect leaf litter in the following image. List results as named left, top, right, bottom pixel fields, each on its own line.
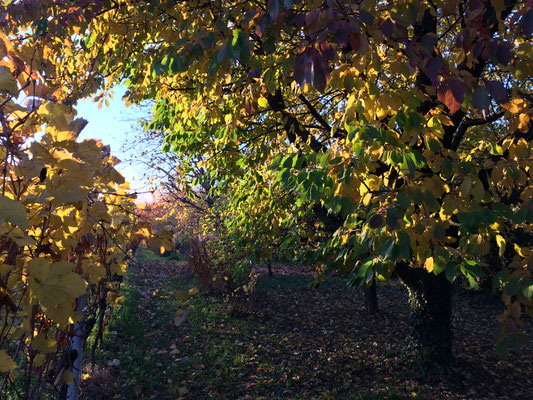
left=81, top=260, right=532, bottom=400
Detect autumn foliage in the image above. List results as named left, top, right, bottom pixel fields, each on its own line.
left=0, top=1, right=531, bottom=396
left=0, top=13, right=166, bottom=398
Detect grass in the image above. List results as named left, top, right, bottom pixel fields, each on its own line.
left=82, top=259, right=533, bottom=400
left=84, top=268, right=411, bottom=399
left=132, top=246, right=166, bottom=261
left=83, top=264, right=183, bottom=398
left=133, top=246, right=185, bottom=262
left=86, top=267, right=395, bottom=399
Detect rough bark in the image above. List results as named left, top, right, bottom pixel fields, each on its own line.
left=395, top=263, right=453, bottom=365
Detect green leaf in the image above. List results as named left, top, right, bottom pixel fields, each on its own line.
left=310, top=184, right=320, bottom=201
left=495, top=337, right=509, bottom=357
left=386, top=206, right=402, bottom=229
left=472, top=85, right=490, bottom=114
left=269, top=154, right=284, bottom=170
left=426, top=138, right=441, bottom=153
left=432, top=258, right=446, bottom=275
left=492, top=270, right=507, bottom=290
left=462, top=260, right=486, bottom=278
left=368, top=214, right=384, bottom=229
left=396, top=191, right=411, bottom=209
left=409, top=150, right=427, bottom=169
left=491, top=203, right=512, bottom=219
left=394, top=110, right=406, bottom=129
left=412, top=189, right=424, bottom=205
left=397, top=231, right=411, bottom=260
left=330, top=156, right=343, bottom=165
left=405, top=111, right=423, bottom=132
left=281, top=155, right=294, bottom=168
left=433, top=223, right=446, bottom=240
left=376, top=237, right=395, bottom=260
left=512, top=206, right=528, bottom=224
left=340, top=197, right=355, bottom=215
left=353, top=141, right=363, bottom=156
left=402, top=152, right=415, bottom=176
left=505, top=278, right=520, bottom=297
left=445, top=262, right=457, bottom=283
left=352, top=259, right=375, bottom=286
left=522, top=279, right=533, bottom=299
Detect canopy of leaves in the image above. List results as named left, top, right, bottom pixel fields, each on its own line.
left=3, top=0, right=531, bottom=356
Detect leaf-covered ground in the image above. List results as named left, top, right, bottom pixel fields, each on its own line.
left=81, top=258, right=532, bottom=400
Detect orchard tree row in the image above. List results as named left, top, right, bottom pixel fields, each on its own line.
left=0, top=0, right=531, bottom=397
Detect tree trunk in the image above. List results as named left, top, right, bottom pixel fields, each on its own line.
left=67, top=294, right=88, bottom=400
left=364, top=279, right=378, bottom=314
left=267, top=262, right=273, bottom=277
left=395, top=263, right=453, bottom=365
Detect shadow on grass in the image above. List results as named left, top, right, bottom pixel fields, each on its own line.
left=82, top=262, right=533, bottom=400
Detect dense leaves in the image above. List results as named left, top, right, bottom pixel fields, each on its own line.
left=0, top=14, right=168, bottom=398
left=0, top=0, right=531, bottom=389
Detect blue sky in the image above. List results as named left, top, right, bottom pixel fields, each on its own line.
left=74, top=85, right=153, bottom=201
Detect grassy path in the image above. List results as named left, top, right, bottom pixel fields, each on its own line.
left=81, top=256, right=532, bottom=400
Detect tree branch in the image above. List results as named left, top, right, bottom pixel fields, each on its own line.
left=451, top=111, right=505, bottom=150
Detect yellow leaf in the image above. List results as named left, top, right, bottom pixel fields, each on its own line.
left=436, top=114, right=454, bottom=126
left=27, top=259, right=87, bottom=308
left=174, top=309, right=189, bottom=326
left=188, top=287, right=199, bottom=296
left=101, top=165, right=125, bottom=185
left=366, top=175, right=382, bottom=191
left=43, top=301, right=82, bottom=326
left=0, top=36, right=7, bottom=58
left=47, top=126, right=79, bottom=143
left=0, top=66, right=18, bottom=96
left=517, top=113, right=530, bottom=131
left=0, top=195, right=29, bottom=229
left=424, top=257, right=434, bottom=273
left=51, top=182, right=90, bottom=204
left=61, top=370, right=74, bottom=385
left=495, top=234, right=506, bottom=257
left=89, top=201, right=111, bottom=223
left=502, top=98, right=526, bottom=114
left=0, top=262, right=14, bottom=276
left=0, top=350, right=17, bottom=372
left=514, top=138, right=529, bottom=158
left=76, top=139, right=105, bottom=168
left=440, top=195, right=458, bottom=220
left=32, top=333, right=57, bottom=354
left=33, top=354, right=47, bottom=368
left=514, top=244, right=532, bottom=257
left=175, top=291, right=190, bottom=300
left=110, top=261, right=127, bottom=276
left=257, top=97, right=268, bottom=108
left=82, top=260, right=107, bottom=284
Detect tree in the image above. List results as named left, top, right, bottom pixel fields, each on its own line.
left=0, top=6, right=172, bottom=397
left=7, top=0, right=532, bottom=365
